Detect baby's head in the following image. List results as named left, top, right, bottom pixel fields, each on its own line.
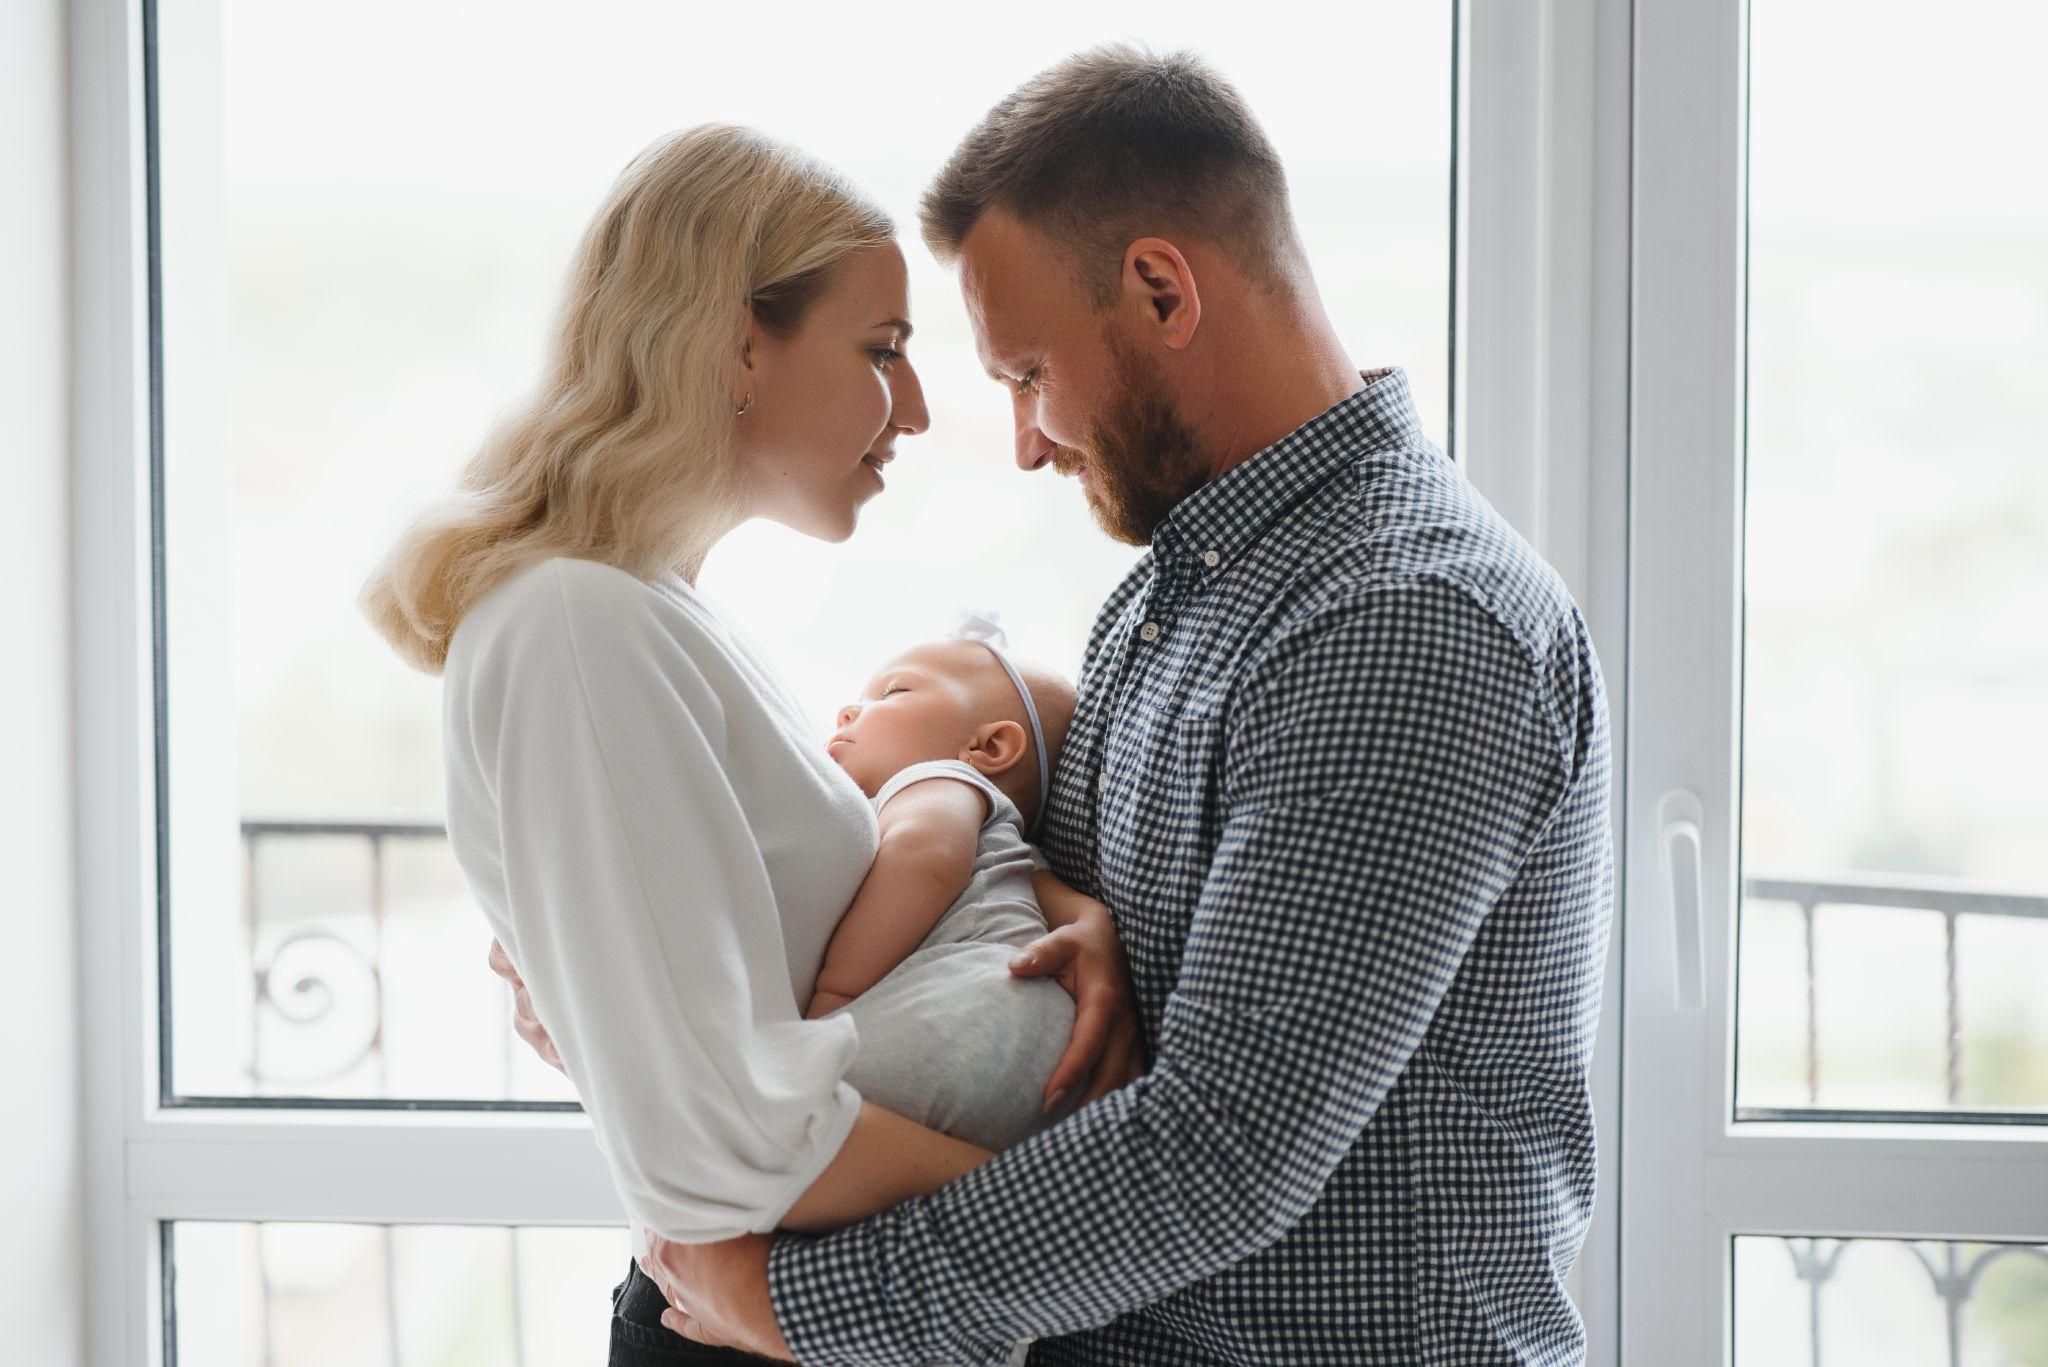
left=827, top=637, right=1078, bottom=831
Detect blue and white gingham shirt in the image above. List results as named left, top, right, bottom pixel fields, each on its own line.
left=766, top=367, right=1615, bottom=1365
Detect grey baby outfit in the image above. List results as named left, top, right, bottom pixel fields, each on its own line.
left=829, top=758, right=1082, bottom=1153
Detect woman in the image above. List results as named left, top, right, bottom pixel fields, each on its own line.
left=359, top=124, right=1142, bottom=1364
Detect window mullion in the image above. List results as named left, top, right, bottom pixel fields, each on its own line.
left=1707, top=1129, right=2048, bottom=1240
left=1622, top=0, right=1750, bottom=1360
left=127, top=1114, right=620, bottom=1226
left=1461, top=2, right=1632, bottom=1363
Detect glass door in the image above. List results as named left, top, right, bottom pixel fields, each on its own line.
left=1623, top=0, right=2048, bottom=1361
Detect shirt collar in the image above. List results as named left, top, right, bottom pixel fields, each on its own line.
left=1152, top=366, right=1426, bottom=573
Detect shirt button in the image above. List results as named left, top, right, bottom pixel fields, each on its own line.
left=1097, top=771, right=1109, bottom=795
left=1139, top=621, right=1161, bottom=642
left=1202, top=550, right=1221, bottom=568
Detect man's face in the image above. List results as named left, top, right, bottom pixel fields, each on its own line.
left=958, top=208, right=1207, bottom=546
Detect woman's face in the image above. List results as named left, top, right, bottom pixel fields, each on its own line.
left=736, top=241, right=931, bottom=541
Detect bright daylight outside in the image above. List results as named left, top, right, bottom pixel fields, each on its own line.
left=154, top=1, right=1453, bottom=1359
left=1730, top=1, right=2048, bottom=1362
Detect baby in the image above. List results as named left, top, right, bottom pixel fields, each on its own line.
left=788, top=621, right=1092, bottom=1162
left=806, top=624, right=1079, bottom=1021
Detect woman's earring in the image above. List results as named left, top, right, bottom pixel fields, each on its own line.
left=735, top=392, right=754, bottom=418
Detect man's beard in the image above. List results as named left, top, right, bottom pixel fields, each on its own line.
left=1053, top=331, right=1207, bottom=547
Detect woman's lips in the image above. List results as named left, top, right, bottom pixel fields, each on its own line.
left=859, top=453, right=887, bottom=485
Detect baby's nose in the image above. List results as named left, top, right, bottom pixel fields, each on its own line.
left=834, top=703, right=861, bottom=730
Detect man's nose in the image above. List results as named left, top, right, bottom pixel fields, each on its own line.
left=1014, top=414, right=1053, bottom=472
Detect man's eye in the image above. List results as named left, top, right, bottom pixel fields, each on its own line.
left=1016, top=368, right=1039, bottom=394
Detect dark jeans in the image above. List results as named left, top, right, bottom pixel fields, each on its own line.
left=609, top=1257, right=788, bottom=1365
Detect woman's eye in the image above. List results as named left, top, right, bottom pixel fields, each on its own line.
left=871, top=347, right=903, bottom=368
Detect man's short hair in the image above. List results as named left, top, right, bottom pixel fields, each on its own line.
left=920, top=43, right=1304, bottom=308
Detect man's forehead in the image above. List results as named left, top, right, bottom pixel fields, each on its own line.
left=958, top=210, right=1050, bottom=366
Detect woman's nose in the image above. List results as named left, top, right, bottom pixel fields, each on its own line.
left=892, top=355, right=932, bottom=436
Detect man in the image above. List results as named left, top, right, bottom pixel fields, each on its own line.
left=611, top=43, right=1613, bottom=1365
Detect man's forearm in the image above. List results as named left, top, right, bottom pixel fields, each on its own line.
left=766, top=1046, right=1296, bottom=1366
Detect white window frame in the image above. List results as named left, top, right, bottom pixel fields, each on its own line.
left=71, top=0, right=1630, bottom=1362
left=1621, top=0, right=2048, bottom=1361
left=1459, top=0, right=1633, bottom=1360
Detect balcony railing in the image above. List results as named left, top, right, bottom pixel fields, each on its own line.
left=218, top=822, right=2048, bottom=1363
left=1740, top=872, right=2048, bottom=1120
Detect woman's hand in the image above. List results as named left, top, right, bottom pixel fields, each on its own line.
left=487, top=937, right=565, bottom=1073
left=1011, top=870, right=1150, bottom=1112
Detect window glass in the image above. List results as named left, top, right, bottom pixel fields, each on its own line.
left=170, top=1222, right=632, bottom=1365
left=1736, top=0, right=2048, bottom=1116
left=1733, top=1236, right=2048, bottom=1365
left=158, top=0, right=1455, bottom=1100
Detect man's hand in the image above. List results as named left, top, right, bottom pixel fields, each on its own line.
left=486, top=937, right=564, bottom=1073
left=1013, top=870, right=1150, bottom=1111
left=639, top=1230, right=795, bottom=1361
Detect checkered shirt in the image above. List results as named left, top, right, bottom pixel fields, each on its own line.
left=766, top=367, right=1615, bottom=1365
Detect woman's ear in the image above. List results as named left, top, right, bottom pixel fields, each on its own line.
left=734, top=321, right=763, bottom=410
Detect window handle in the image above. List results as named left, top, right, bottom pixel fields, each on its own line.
left=1659, top=790, right=1707, bottom=1011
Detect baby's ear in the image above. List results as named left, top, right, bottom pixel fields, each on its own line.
left=964, top=718, right=1029, bottom=775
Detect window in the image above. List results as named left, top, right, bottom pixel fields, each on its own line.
left=1734, top=0, right=2048, bottom=1121
left=1624, top=0, right=2048, bottom=1361
left=78, top=0, right=1471, bottom=1360
left=153, top=0, right=1454, bottom=1111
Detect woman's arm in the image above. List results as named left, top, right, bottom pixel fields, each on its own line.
left=453, top=559, right=870, bottom=1245
left=777, top=1098, right=995, bottom=1233
left=491, top=938, right=995, bottom=1233
left=803, top=777, right=983, bottom=1017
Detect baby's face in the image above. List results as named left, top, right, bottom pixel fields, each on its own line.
left=827, top=639, right=1017, bottom=798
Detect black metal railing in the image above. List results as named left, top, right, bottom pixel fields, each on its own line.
left=229, top=822, right=2048, bottom=1361
left=1742, top=873, right=2048, bottom=1114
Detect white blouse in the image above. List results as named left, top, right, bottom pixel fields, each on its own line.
left=440, top=555, right=880, bottom=1242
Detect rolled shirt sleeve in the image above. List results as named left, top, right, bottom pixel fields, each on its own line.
left=448, top=559, right=864, bottom=1243
left=764, top=578, right=1574, bottom=1364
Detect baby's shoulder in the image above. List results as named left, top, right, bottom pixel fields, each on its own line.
left=875, top=760, right=1007, bottom=830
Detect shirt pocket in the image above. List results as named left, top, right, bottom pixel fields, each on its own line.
left=1167, top=693, right=1231, bottom=823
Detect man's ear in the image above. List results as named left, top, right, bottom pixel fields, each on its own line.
left=1122, top=237, right=1202, bottom=351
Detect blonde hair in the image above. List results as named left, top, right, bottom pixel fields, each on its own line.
left=360, top=124, right=895, bottom=674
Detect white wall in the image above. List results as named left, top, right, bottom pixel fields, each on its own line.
left=0, top=0, right=85, bottom=1359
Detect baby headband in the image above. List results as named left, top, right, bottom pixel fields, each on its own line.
left=945, top=608, right=1050, bottom=838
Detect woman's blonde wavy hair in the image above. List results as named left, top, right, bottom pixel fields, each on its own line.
left=359, top=124, right=895, bottom=675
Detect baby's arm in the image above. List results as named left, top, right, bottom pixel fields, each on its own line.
left=804, top=776, right=988, bottom=1018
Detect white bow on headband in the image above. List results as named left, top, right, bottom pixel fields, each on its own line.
left=944, top=607, right=1049, bottom=837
